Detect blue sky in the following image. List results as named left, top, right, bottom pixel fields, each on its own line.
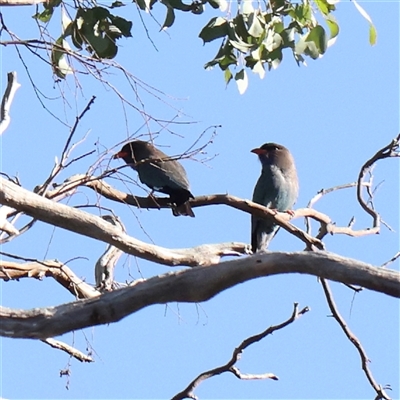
left=1, top=2, right=399, bottom=399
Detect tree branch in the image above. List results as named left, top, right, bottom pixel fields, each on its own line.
left=1, top=251, right=399, bottom=339
left=41, top=338, right=94, bottom=363
left=0, top=71, right=21, bottom=135
left=0, top=177, right=250, bottom=267
left=0, top=258, right=99, bottom=299
left=320, top=279, right=391, bottom=400
left=172, top=303, right=308, bottom=400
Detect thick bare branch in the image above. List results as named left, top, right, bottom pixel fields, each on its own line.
left=172, top=303, right=308, bottom=400
left=0, top=177, right=250, bottom=267
left=1, top=251, right=399, bottom=339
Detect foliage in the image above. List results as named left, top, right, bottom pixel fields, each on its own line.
left=29, top=0, right=376, bottom=91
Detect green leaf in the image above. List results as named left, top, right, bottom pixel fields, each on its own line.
left=207, top=0, right=227, bottom=11
left=242, top=0, right=254, bottom=15
left=252, top=60, right=265, bottom=79
left=306, top=25, right=326, bottom=54
left=110, top=1, right=125, bottom=8
left=110, top=15, right=133, bottom=37
left=289, top=3, right=312, bottom=27
left=247, top=12, right=265, bottom=38
left=235, top=69, right=248, bottom=94
left=229, top=39, right=253, bottom=52
left=61, top=7, right=72, bottom=34
left=204, top=41, right=237, bottom=71
left=369, top=24, right=377, bottom=46
left=164, top=0, right=191, bottom=11
left=71, top=21, right=83, bottom=49
left=352, top=0, right=377, bottom=45
left=263, top=29, right=283, bottom=51
left=161, top=6, right=175, bottom=30
left=51, top=38, right=73, bottom=79
left=325, top=15, right=339, bottom=41
left=199, top=17, right=228, bottom=43
left=134, top=0, right=148, bottom=10
left=224, top=68, right=233, bottom=85
left=33, top=8, right=53, bottom=23
left=314, top=0, right=329, bottom=16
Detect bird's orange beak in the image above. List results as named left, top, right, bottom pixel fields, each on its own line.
left=113, top=151, right=128, bottom=159
left=251, top=148, right=267, bottom=155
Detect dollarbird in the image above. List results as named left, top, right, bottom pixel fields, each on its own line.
left=251, top=143, right=298, bottom=252
left=113, top=140, right=195, bottom=217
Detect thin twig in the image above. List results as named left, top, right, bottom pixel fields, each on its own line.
left=41, top=338, right=94, bottom=362
left=320, top=278, right=391, bottom=400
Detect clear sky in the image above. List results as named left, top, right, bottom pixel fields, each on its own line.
left=0, top=2, right=399, bottom=399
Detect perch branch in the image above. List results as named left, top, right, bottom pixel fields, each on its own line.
left=172, top=303, right=309, bottom=400
left=1, top=251, right=399, bottom=339
left=0, top=177, right=251, bottom=267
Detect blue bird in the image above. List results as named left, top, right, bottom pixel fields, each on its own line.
left=251, top=143, right=299, bottom=252
left=113, top=141, right=195, bottom=217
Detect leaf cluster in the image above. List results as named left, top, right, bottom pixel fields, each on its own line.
left=31, top=0, right=376, bottom=89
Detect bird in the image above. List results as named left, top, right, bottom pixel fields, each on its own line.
left=251, top=143, right=298, bottom=253
left=113, top=140, right=195, bottom=217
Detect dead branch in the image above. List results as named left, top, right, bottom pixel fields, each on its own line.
left=0, top=0, right=46, bottom=5
left=41, top=338, right=94, bottom=363
left=0, top=205, right=19, bottom=235
left=356, top=134, right=400, bottom=232
left=0, top=71, right=21, bottom=135
left=0, top=257, right=99, bottom=299
left=1, top=251, right=399, bottom=339
left=95, top=215, right=125, bottom=291
left=0, top=177, right=251, bottom=266
left=47, top=174, right=324, bottom=251
left=172, top=303, right=308, bottom=400
left=320, top=279, right=391, bottom=400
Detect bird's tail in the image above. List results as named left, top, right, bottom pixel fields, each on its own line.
left=172, top=202, right=195, bottom=218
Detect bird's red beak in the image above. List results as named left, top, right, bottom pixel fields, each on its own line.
left=251, top=148, right=267, bottom=155
left=113, top=151, right=128, bottom=159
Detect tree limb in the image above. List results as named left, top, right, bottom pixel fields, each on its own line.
left=172, top=303, right=308, bottom=400
left=0, top=258, right=99, bottom=299
left=1, top=251, right=399, bottom=339
left=0, top=177, right=250, bottom=267
left=320, top=279, right=391, bottom=400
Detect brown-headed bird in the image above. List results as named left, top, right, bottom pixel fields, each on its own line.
left=251, top=143, right=298, bottom=252
left=113, top=140, right=195, bottom=217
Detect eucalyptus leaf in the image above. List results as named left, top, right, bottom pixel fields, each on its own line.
left=235, top=69, right=248, bottom=94
left=161, top=6, right=175, bottom=30
left=224, top=68, right=233, bottom=84
left=199, top=17, right=228, bottom=43
left=306, top=25, right=326, bottom=54
left=51, top=38, right=73, bottom=79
